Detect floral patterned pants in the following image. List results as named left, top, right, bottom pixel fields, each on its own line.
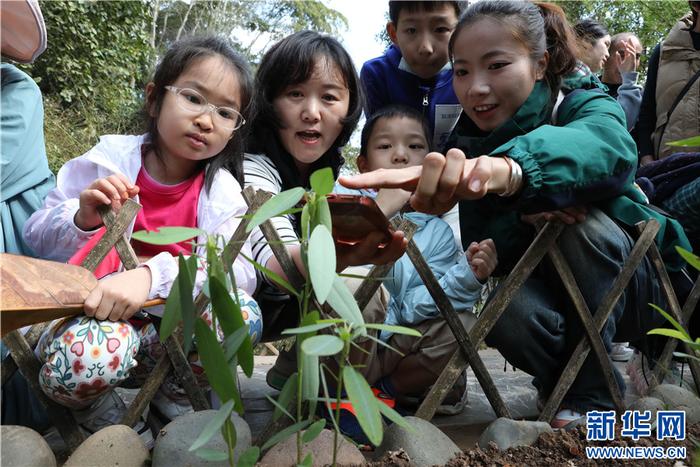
left=36, top=289, right=262, bottom=409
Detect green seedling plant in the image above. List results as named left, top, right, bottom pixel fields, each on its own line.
left=132, top=227, right=260, bottom=467
left=244, top=167, right=417, bottom=466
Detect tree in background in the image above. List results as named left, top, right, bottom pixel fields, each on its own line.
left=22, top=0, right=346, bottom=173
left=552, top=0, right=689, bottom=81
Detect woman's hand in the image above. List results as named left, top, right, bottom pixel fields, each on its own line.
left=335, top=230, right=407, bottom=271
left=75, top=174, right=139, bottom=230
left=339, top=149, right=514, bottom=215
left=520, top=206, right=588, bottom=226
left=616, top=39, right=639, bottom=74
left=466, top=238, right=498, bottom=282
left=84, top=267, right=152, bottom=321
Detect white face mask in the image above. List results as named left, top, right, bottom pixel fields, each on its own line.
left=1, top=0, right=47, bottom=63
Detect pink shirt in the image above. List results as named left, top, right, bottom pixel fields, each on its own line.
left=69, top=166, right=205, bottom=278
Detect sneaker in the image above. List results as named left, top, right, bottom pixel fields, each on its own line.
left=73, top=390, right=154, bottom=449
left=626, top=351, right=658, bottom=396
left=266, top=346, right=297, bottom=390
left=551, top=408, right=583, bottom=429
left=610, top=342, right=634, bottom=362
left=150, top=388, right=194, bottom=422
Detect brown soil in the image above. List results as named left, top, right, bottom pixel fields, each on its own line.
left=371, top=423, right=699, bottom=467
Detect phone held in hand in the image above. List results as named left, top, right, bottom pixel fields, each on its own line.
left=326, top=194, right=393, bottom=245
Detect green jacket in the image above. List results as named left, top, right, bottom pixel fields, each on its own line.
left=447, top=78, right=690, bottom=274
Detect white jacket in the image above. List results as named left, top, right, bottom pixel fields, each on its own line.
left=23, top=134, right=256, bottom=306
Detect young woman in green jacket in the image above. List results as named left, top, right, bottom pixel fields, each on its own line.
left=341, top=0, right=691, bottom=427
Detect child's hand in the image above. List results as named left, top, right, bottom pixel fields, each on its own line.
left=466, top=238, right=497, bottom=282
left=75, top=174, right=139, bottom=230
left=84, top=268, right=151, bottom=321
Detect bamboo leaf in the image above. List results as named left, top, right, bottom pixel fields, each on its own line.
left=238, top=446, right=260, bottom=467
left=299, top=453, right=313, bottom=467
left=272, top=372, right=298, bottom=422
left=246, top=187, right=305, bottom=233
left=261, top=420, right=311, bottom=451
left=179, top=254, right=197, bottom=354
left=647, top=328, right=689, bottom=341
left=302, top=419, right=326, bottom=444
left=649, top=303, right=689, bottom=337
left=326, top=276, right=366, bottom=333
left=375, top=398, right=413, bottom=431
left=343, top=366, right=382, bottom=446
left=310, top=167, right=334, bottom=196
left=240, top=252, right=300, bottom=298
left=308, top=225, right=336, bottom=303
left=676, top=246, right=700, bottom=272
left=301, top=335, right=343, bottom=357
left=266, top=394, right=296, bottom=422
left=210, top=277, right=254, bottom=377
left=302, top=352, right=320, bottom=416
left=362, top=323, right=422, bottom=337
left=194, top=318, right=243, bottom=412
left=223, top=326, right=250, bottom=363
left=301, top=203, right=311, bottom=245
left=282, top=322, right=336, bottom=335
left=667, top=135, right=700, bottom=147
left=189, top=399, right=235, bottom=452
left=316, top=197, right=332, bottom=232
left=132, top=226, right=204, bottom=245
left=194, top=448, right=228, bottom=462
left=160, top=271, right=182, bottom=342
left=222, top=419, right=237, bottom=458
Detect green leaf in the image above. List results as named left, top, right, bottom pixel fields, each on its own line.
left=302, top=419, right=326, bottom=444
left=667, top=135, right=700, bottom=147
left=131, top=226, right=204, bottom=245
left=647, top=328, right=691, bottom=341
left=301, top=203, right=311, bottom=245
left=362, top=323, right=422, bottom=337
left=649, top=303, right=689, bottom=337
left=261, top=420, right=311, bottom=451
left=179, top=255, right=197, bottom=354
left=194, top=318, right=243, bottom=412
left=223, top=326, right=250, bottom=363
left=221, top=419, right=237, bottom=458
left=189, top=399, right=235, bottom=452
left=266, top=394, right=296, bottom=422
left=302, top=352, right=320, bottom=416
left=343, top=366, right=382, bottom=446
left=160, top=271, right=182, bottom=342
left=302, top=335, right=344, bottom=357
left=240, top=252, right=300, bottom=298
left=194, top=448, right=228, bottom=462
left=675, top=246, right=700, bottom=272
left=246, top=187, right=305, bottom=233
left=672, top=351, right=700, bottom=362
left=238, top=446, right=260, bottom=467
left=282, top=322, right=336, bottom=335
left=326, top=276, right=366, bottom=333
left=375, top=398, right=413, bottom=431
left=316, top=197, right=332, bottom=233
left=210, top=277, right=254, bottom=377
left=310, top=167, right=334, bottom=196
left=299, top=453, right=313, bottom=467
left=272, top=372, right=298, bottom=422
left=308, top=225, right=336, bottom=303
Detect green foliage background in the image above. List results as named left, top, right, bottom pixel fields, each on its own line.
left=19, top=0, right=347, bottom=174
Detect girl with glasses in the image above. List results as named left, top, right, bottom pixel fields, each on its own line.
left=23, top=37, right=261, bottom=433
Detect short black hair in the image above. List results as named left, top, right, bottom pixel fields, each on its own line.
left=145, top=36, right=253, bottom=190
left=359, top=105, right=431, bottom=158
left=388, top=1, right=465, bottom=25
left=247, top=30, right=362, bottom=191
left=573, top=19, right=609, bottom=45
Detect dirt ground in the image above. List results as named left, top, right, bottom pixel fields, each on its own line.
left=371, top=423, right=699, bottom=467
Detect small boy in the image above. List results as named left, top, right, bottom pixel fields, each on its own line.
left=361, top=1, right=465, bottom=151
left=336, top=105, right=497, bottom=413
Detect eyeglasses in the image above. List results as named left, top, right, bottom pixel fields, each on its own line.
left=165, top=86, right=245, bottom=131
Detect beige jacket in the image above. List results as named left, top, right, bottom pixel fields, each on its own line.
left=653, top=13, right=700, bottom=158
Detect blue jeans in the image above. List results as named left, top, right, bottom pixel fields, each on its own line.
left=485, top=208, right=666, bottom=412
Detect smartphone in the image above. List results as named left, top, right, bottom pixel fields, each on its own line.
left=326, top=194, right=393, bottom=245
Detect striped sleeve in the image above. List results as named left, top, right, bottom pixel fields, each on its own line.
left=243, top=153, right=300, bottom=284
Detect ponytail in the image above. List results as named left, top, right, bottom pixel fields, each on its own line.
left=449, top=1, right=578, bottom=92
left=537, top=3, right=578, bottom=90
